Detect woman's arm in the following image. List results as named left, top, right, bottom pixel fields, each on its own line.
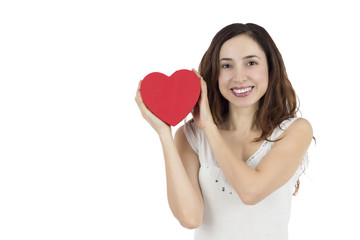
left=202, top=118, right=312, bottom=205
left=192, top=72, right=313, bottom=205
left=135, top=81, right=203, bottom=228
left=170, top=127, right=204, bottom=228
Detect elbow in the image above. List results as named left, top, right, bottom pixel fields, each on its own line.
left=178, top=211, right=203, bottom=229
left=180, top=219, right=202, bottom=229
left=238, top=188, right=263, bottom=205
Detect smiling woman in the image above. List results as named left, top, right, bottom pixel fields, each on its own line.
left=200, top=24, right=298, bottom=141
left=135, top=23, right=313, bottom=240
left=218, top=34, right=269, bottom=109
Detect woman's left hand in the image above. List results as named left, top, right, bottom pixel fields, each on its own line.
left=135, top=80, right=171, bottom=135
left=191, top=69, right=216, bottom=130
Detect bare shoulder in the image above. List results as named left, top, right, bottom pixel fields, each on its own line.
left=175, top=125, right=200, bottom=175
left=277, top=118, right=313, bottom=148
left=175, top=125, right=197, bottom=156
left=286, top=118, right=313, bottom=138
left=175, top=125, right=187, bottom=145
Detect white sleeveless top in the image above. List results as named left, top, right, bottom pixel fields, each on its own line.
left=183, top=118, right=307, bottom=240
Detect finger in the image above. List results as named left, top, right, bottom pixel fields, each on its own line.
left=200, top=78, right=208, bottom=95
left=192, top=68, right=207, bottom=93
left=192, top=68, right=202, bottom=79
left=191, top=103, right=199, bottom=116
left=135, top=84, right=154, bottom=118
left=136, top=93, right=146, bottom=111
left=135, top=80, right=143, bottom=103
left=137, top=80, right=142, bottom=91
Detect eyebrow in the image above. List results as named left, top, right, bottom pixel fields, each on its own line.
left=219, top=57, right=232, bottom=62
left=219, top=55, right=261, bottom=62
left=243, top=55, right=260, bottom=59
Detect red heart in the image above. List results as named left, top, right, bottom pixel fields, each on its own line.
left=140, top=69, right=200, bottom=126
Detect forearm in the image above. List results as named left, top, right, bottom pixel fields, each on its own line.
left=158, top=131, right=203, bottom=226
left=202, top=124, right=260, bottom=201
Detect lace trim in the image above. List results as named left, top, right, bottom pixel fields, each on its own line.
left=246, top=140, right=269, bottom=164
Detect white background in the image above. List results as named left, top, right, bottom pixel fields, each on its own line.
left=1, top=0, right=359, bottom=239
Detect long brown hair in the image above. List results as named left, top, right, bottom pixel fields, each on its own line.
left=199, top=23, right=298, bottom=141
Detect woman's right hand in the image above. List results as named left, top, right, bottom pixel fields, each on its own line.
left=135, top=80, right=171, bottom=136
left=191, top=69, right=216, bottom=131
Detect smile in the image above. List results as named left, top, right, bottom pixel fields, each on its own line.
left=232, top=87, right=252, bottom=94
left=231, top=86, right=254, bottom=97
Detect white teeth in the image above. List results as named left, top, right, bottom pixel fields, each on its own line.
left=232, top=87, right=252, bottom=94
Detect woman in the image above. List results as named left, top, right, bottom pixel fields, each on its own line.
left=135, top=23, right=313, bottom=240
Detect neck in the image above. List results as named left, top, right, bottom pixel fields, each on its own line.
left=220, top=103, right=259, bottom=132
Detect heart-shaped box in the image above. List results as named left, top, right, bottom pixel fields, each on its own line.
left=140, top=69, right=200, bottom=126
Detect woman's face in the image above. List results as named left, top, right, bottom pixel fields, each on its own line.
left=218, top=34, right=268, bottom=110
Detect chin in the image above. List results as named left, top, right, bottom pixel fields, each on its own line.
left=230, top=98, right=260, bottom=109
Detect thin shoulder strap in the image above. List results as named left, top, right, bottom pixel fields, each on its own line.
left=183, top=121, right=199, bottom=154
left=269, top=118, right=298, bottom=141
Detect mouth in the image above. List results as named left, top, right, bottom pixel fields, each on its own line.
left=231, top=86, right=254, bottom=97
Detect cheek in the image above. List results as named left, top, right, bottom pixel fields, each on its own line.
left=218, top=80, right=226, bottom=96
left=218, top=74, right=230, bottom=95
left=218, top=70, right=232, bottom=85
left=261, top=75, right=269, bottom=90
left=255, top=70, right=269, bottom=90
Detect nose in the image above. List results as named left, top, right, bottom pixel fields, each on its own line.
left=233, top=67, right=247, bottom=83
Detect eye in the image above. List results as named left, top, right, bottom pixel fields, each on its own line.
left=221, top=64, right=232, bottom=69
left=247, top=61, right=257, bottom=66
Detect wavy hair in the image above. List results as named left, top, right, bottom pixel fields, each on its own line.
left=199, top=23, right=302, bottom=195
left=199, top=23, right=298, bottom=142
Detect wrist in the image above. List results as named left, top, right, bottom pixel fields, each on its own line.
left=157, top=126, right=172, bottom=139
left=201, top=122, right=218, bottom=135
